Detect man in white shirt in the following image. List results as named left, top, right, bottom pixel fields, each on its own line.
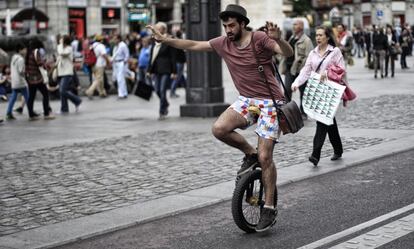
left=85, top=35, right=110, bottom=98
left=112, top=35, right=130, bottom=99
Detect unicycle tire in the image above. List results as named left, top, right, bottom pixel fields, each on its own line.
left=231, top=169, right=278, bottom=233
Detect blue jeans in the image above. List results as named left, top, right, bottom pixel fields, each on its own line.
left=60, top=75, right=81, bottom=112
left=170, top=63, right=186, bottom=95
left=153, top=74, right=170, bottom=115
left=6, top=87, right=29, bottom=115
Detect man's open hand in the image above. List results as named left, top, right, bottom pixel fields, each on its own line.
left=146, top=25, right=166, bottom=43
left=266, top=21, right=282, bottom=41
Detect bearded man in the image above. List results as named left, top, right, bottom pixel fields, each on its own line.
left=147, top=4, right=293, bottom=232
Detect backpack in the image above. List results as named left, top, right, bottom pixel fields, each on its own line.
left=84, top=46, right=97, bottom=67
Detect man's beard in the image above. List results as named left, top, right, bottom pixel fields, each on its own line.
left=227, top=30, right=242, bottom=41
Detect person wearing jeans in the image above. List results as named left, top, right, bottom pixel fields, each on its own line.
left=59, top=75, right=81, bottom=112
left=148, top=22, right=176, bottom=120
left=6, top=87, right=29, bottom=119
left=170, top=30, right=187, bottom=98
left=6, top=43, right=29, bottom=120
left=57, top=35, right=82, bottom=113
left=153, top=74, right=170, bottom=117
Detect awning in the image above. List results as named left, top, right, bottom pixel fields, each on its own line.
left=11, top=8, right=49, bottom=22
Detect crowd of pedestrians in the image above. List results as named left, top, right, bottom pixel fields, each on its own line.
left=0, top=28, right=188, bottom=122
left=351, top=23, right=413, bottom=78
left=0, top=19, right=413, bottom=124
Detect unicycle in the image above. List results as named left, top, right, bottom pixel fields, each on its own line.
left=231, top=164, right=278, bottom=233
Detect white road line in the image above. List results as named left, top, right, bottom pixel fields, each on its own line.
left=330, top=212, right=414, bottom=248
left=297, top=203, right=414, bottom=249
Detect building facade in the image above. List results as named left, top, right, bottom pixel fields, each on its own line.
left=311, top=0, right=414, bottom=29
left=0, top=0, right=184, bottom=37
left=1, top=0, right=288, bottom=37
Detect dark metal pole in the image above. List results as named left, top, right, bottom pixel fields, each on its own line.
left=180, top=0, right=228, bottom=117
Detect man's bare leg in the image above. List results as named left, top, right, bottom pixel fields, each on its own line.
left=258, top=137, right=276, bottom=206
left=255, top=136, right=278, bottom=232
left=212, top=108, right=256, bottom=155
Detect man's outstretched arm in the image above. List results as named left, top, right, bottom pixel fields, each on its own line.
left=146, top=25, right=214, bottom=52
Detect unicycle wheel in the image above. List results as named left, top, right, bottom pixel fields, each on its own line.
left=231, top=169, right=278, bottom=233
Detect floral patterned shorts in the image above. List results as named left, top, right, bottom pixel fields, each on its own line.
left=229, top=96, right=284, bottom=141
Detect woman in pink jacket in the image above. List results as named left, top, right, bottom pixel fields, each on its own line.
left=291, top=26, right=346, bottom=167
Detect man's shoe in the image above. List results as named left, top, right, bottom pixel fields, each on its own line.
left=75, top=101, right=82, bottom=113
left=14, top=107, right=23, bottom=114
left=308, top=156, right=319, bottom=167
left=6, top=114, right=16, bottom=120
left=158, top=114, right=167, bottom=121
left=255, top=207, right=278, bottom=232
left=44, top=115, right=55, bottom=120
left=57, top=111, right=69, bottom=115
left=237, top=153, right=258, bottom=176
left=331, top=154, right=342, bottom=161
left=29, top=115, right=40, bottom=121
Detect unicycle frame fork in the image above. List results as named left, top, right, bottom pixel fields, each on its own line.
left=244, top=168, right=265, bottom=207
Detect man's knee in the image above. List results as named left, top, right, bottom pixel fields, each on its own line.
left=211, top=122, right=229, bottom=139
left=258, top=148, right=273, bottom=167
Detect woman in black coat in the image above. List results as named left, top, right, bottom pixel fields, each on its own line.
left=385, top=26, right=398, bottom=77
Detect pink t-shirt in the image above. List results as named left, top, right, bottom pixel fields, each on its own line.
left=209, top=32, right=284, bottom=100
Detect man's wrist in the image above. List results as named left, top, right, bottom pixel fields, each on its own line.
left=163, top=36, right=171, bottom=44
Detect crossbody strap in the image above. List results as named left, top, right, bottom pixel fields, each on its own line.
left=315, top=50, right=332, bottom=73
left=250, top=32, right=285, bottom=108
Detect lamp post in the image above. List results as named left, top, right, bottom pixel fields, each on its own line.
left=180, top=0, right=228, bottom=117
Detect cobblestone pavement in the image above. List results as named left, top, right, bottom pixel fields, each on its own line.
left=337, top=94, right=414, bottom=130
left=0, top=94, right=412, bottom=236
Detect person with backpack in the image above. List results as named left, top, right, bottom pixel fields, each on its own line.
left=82, top=37, right=96, bottom=85
left=85, top=34, right=110, bottom=99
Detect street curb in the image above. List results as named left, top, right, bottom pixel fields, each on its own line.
left=1, top=135, right=414, bottom=249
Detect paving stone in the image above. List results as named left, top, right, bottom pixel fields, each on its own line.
left=0, top=95, right=412, bottom=236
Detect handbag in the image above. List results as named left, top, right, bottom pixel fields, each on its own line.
left=327, top=64, right=344, bottom=83
left=133, top=79, right=153, bottom=101
left=390, top=45, right=402, bottom=55
left=250, top=32, right=303, bottom=135
left=327, top=64, right=356, bottom=101
left=34, top=49, right=49, bottom=84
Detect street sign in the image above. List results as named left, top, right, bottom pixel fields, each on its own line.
left=376, top=10, right=384, bottom=20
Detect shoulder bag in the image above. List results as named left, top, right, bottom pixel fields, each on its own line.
left=34, top=49, right=49, bottom=84
left=250, top=32, right=303, bottom=135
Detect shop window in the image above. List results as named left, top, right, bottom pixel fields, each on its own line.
left=363, top=15, right=371, bottom=26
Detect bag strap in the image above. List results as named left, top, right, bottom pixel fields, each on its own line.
left=250, top=32, right=286, bottom=109
left=315, top=50, right=332, bottom=73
